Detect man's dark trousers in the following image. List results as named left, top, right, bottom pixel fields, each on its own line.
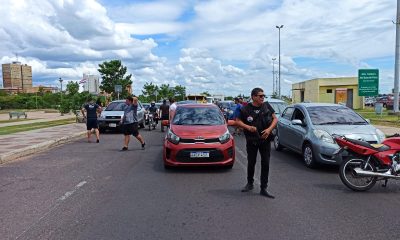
left=246, top=140, right=271, bottom=189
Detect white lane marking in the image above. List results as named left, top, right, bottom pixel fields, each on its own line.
left=235, top=146, right=261, bottom=185
left=58, top=181, right=87, bottom=201
left=16, top=180, right=88, bottom=240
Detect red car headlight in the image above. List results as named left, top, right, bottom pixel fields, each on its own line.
left=219, top=130, right=231, bottom=144
left=167, top=129, right=180, bottom=144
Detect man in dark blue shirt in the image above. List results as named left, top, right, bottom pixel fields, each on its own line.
left=81, top=97, right=102, bottom=143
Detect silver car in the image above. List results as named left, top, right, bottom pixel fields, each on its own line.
left=98, top=100, right=145, bottom=132
left=274, top=103, right=386, bottom=168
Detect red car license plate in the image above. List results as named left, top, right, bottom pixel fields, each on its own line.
left=190, top=152, right=209, bottom=158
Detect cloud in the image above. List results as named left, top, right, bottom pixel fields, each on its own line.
left=0, top=0, right=397, bottom=96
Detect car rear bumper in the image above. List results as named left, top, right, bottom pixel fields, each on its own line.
left=163, top=140, right=235, bottom=167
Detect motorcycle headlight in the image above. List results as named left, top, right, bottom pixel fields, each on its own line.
left=167, top=129, right=180, bottom=144
left=228, top=110, right=233, bottom=114
left=375, top=129, right=386, bottom=143
left=313, top=130, right=335, bottom=144
left=219, top=130, right=231, bottom=144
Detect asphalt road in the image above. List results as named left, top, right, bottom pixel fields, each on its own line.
left=1, top=127, right=400, bottom=240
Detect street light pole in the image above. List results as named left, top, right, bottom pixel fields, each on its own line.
left=394, top=0, right=400, bottom=113
left=276, top=25, right=284, bottom=99
left=272, top=58, right=276, bottom=96
left=59, top=77, right=63, bottom=116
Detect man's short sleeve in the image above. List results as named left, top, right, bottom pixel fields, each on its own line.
left=265, top=102, right=275, bottom=114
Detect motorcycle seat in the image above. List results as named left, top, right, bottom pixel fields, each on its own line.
left=346, top=138, right=390, bottom=152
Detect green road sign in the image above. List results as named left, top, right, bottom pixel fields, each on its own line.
left=358, top=69, right=379, bottom=96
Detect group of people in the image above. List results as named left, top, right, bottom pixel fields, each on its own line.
left=81, top=96, right=178, bottom=150
left=81, top=88, right=278, bottom=199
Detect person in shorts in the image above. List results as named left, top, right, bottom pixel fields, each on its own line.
left=121, top=96, right=145, bottom=151
left=159, top=99, right=170, bottom=132
left=81, top=97, right=102, bottom=143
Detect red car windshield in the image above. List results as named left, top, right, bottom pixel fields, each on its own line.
left=172, top=106, right=225, bottom=125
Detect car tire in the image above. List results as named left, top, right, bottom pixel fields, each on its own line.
left=164, top=164, right=172, bottom=170
left=274, top=134, right=283, bottom=151
left=224, top=164, right=234, bottom=170
left=99, top=127, right=105, bottom=133
left=303, top=143, right=317, bottom=168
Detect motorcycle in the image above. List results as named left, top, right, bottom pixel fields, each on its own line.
left=146, top=112, right=157, bottom=131
left=334, top=134, right=400, bottom=191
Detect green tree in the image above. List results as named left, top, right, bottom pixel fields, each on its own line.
left=66, top=81, right=79, bottom=95
left=173, top=85, right=186, bottom=101
left=141, top=82, right=159, bottom=102
left=98, top=60, right=132, bottom=99
left=159, top=84, right=174, bottom=100
left=200, top=91, right=211, bottom=97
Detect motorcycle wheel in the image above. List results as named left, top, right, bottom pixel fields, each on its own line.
left=148, top=121, right=152, bottom=131
left=339, top=158, right=377, bottom=192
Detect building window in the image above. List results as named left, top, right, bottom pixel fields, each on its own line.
left=327, top=89, right=332, bottom=93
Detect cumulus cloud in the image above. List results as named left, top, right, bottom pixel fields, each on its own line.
left=0, top=0, right=397, bottom=96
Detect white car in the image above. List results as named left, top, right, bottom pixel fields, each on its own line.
left=98, top=100, right=145, bottom=132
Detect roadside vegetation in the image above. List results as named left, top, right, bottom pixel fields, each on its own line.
left=356, top=107, right=400, bottom=127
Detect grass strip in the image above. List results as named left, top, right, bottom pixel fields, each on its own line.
left=0, top=119, right=33, bottom=124
left=0, top=118, right=75, bottom=135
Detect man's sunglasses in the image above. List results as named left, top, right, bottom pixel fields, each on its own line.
left=256, top=94, right=266, bottom=98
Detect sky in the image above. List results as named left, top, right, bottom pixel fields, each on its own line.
left=0, top=0, right=397, bottom=97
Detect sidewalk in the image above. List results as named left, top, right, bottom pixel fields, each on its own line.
left=0, top=111, right=75, bottom=127
left=0, top=123, right=86, bottom=164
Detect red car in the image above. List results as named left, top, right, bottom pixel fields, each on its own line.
left=163, top=104, right=235, bottom=169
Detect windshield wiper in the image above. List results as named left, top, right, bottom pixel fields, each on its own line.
left=317, top=121, right=343, bottom=125
left=351, top=121, right=367, bottom=125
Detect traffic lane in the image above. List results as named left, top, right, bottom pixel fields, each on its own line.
left=0, top=130, right=148, bottom=240
left=233, top=133, right=400, bottom=239
left=16, top=130, right=338, bottom=240
left=1, top=128, right=400, bottom=240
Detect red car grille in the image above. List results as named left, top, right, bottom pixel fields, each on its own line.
left=175, top=148, right=224, bottom=163
left=180, top=138, right=220, bottom=143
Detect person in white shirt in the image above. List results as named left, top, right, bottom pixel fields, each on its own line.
left=169, top=98, right=177, bottom=121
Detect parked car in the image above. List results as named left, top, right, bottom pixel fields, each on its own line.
left=217, top=100, right=236, bottom=120
left=98, top=100, right=145, bottom=132
left=364, top=97, right=376, bottom=107
left=163, top=104, right=235, bottom=169
left=376, top=95, right=392, bottom=108
left=274, top=103, right=386, bottom=168
left=264, top=98, right=288, bottom=138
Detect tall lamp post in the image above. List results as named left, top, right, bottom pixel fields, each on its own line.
left=272, top=58, right=277, bottom=96
left=59, top=77, right=63, bottom=116
left=276, top=25, right=284, bottom=98
left=394, top=0, right=400, bottom=113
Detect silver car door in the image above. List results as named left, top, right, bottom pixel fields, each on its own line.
left=287, top=108, right=307, bottom=152
left=278, top=107, right=294, bottom=147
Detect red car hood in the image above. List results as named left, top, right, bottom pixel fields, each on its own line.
left=171, top=125, right=227, bottom=138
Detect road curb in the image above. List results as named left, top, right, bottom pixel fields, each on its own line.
left=0, top=131, right=86, bottom=165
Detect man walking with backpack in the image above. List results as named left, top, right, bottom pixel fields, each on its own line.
left=235, top=88, right=278, bottom=198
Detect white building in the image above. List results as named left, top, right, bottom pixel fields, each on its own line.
left=81, top=74, right=100, bottom=94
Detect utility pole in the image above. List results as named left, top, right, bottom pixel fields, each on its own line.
left=394, top=0, right=400, bottom=113
left=272, top=58, right=276, bottom=96
left=276, top=25, right=284, bottom=99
